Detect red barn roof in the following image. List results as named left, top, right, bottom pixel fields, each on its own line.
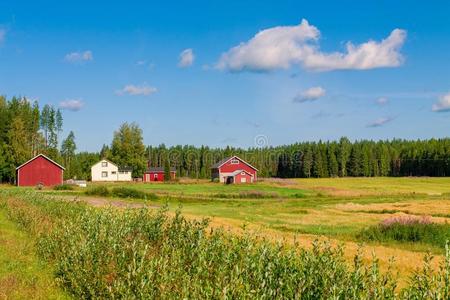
left=16, top=154, right=65, bottom=170
left=211, top=156, right=258, bottom=171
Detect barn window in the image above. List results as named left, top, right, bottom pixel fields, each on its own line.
left=231, top=159, right=239, bottom=164
left=241, top=172, right=246, bottom=175
left=102, top=171, right=108, bottom=177
left=102, top=161, right=108, bottom=167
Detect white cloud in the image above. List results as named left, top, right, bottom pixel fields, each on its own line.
left=366, top=116, right=394, bottom=127
left=376, top=97, right=388, bottom=105
left=432, top=92, right=450, bottom=112
left=64, top=50, right=93, bottom=63
left=293, top=86, right=326, bottom=103
left=0, top=29, right=6, bottom=45
left=116, top=84, right=157, bottom=96
left=178, top=48, right=195, bottom=67
left=59, top=99, right=84, bottom=111
left=216, top=19, right=406, bottom=72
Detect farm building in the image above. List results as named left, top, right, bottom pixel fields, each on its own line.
left=211, top=156, right=257, bottom=184
left=16, top=154, right=65, bottom=187
left=143, top=167, right=176, bottom=182
left=91, top=159, right=132, bottom=182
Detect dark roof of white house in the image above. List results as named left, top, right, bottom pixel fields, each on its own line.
left=145, top=167, right=176, bottom=173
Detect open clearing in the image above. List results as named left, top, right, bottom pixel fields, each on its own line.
left=1, top=177, right=449, bottom=291
left=36, top=177, right=450, bottom=283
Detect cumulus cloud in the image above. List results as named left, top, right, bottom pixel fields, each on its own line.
left=432, top=92, right=450, bottom=112
left=116, top=84, right=157, bottom=96
left=0, top=29, right=6, bottom=45
left=216, top=19, right=406, bottom=72
left=178, top=48, right=195, bottom=67
left=293, top=86, right=326, bottom=103
left=59, top=99, right=84, bottom=111
left=376, top=97, right=388, bottom=105
left=64, top=50, right=93, bottom=63
left=366, top=116, right=394, bottom=127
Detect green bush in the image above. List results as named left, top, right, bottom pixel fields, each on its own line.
left=53, top=184, right=74, bottom=191
left=212, top=190, right=279, bottom=199
left=111, top=187, right=157, bottom=200
left=85, top=186, right=110, bottom=197
left=358, top=216, right=450, bottom=249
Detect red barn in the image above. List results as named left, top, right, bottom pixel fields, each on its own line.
left=16, top=154, right=65, bottom=187
left=143, top=167, right=176, bottom=182
left=211, top=156, right=257, bottom=184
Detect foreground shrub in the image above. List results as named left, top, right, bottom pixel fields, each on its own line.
left=53, top=184, right=74, bottom=191
left=213, top=190, right=279, bottom=199
left=358, top=216, right=450, bottom=249
left=111, top=187, right=157, bottom=200
left=1, top=190, right=449, bottom=299
left=85, top=185, right=110, bottom=197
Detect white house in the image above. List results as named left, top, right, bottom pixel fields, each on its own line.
left=91, top=159, right=132, bottom=182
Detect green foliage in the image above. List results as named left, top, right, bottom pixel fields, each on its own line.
left=111, top=122, right=146, bottom=178
left=164, top=158, right=171, bottom=181
left=213, top=190, right=279, bottom=199
left=111, top=187, right=157, bottom=200
left=61, top=131, right=76, bottom=179
left=0, top=96, right=65, bottom=183
left=358, top=219, right=450, bottom=249
left=1, top=191, right=450, bottom=299
left=53, top=184, right=74, bottom=191
left=85, top=185, right=110, bottom=197
left=85, top=185, right=157, bottom=200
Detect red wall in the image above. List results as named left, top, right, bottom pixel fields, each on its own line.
left=219, top=158, right=257, bottom=180
left=17, top=156, right=64, bottom=187
left=143, top=171, right=176, bottom=182
left=234, top=172, right=253, bottom=184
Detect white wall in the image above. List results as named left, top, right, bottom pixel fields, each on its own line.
left=117, top=171, right=132, bottom=181
left=91, top=160, right=132, bottom=182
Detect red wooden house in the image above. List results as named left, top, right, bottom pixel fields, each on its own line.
left=211, top=156, right=257, bottom=184
left=143, top=167, right=176, bottom=182
left=16, top=154, right=65, bottom=187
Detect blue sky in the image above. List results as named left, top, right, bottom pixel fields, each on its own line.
left=1, top=1, right=450, bottom=151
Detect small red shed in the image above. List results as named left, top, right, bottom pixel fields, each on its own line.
left=143, top=167, right=176, bottom=182
left=211, top=156, right=257, bottom=184
left=16, top=154, right=65, bottom=187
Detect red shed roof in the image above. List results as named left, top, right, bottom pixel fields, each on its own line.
left=229, top=169, right=254, bottom=177
left=16, top=154, right=65, bottom=170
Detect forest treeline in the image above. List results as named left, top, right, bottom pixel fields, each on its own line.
left=144, top=137, right=450, bottom=178
left=1, top=95, right=450, bottom=182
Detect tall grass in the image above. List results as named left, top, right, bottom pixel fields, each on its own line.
left=85, top=186, right=158, bottom=200
left=0, top=190, right=449, bottom=299
left=358, top=216, right=450, bottom=249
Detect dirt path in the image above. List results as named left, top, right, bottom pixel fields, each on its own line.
left=64, top=195, right=443, bottom=287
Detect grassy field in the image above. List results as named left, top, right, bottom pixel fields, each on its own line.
left=1, top=177, right=450, bottom=296
left=0, top=209, right=68, bottom=299
left=54, top=177, right=450, bottom=243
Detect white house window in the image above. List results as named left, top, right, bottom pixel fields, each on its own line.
left=102, top=161, right=108, bottom=167
left=231, top=159, right=239, bottom=164
left=101, top=171, right=108, bottom=177
left=111, top=171, right=117, bottom=175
